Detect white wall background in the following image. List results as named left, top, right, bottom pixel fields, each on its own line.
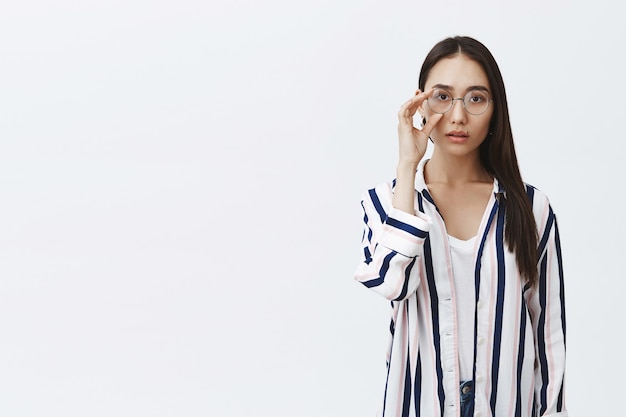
left=0, top=0, right=622, bottom=416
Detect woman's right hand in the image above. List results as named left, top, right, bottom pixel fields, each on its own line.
left=396, top=89, right=443, bottom=166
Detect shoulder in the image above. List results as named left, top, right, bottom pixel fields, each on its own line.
left=524, top=183, right=553, bottom=210
left=524, top=183, right=558, bottom=232
left=360, top=180, right=396, bottom=216
left=361, top=179, right=396, bottom=203
left=524, top=183, right=549, bottom=204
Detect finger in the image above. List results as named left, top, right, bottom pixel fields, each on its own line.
left=421, top=112, right=444, bottom=137
left=398, top=88, right=435, bottom=121
left=398, top=100, right=418, bottom=130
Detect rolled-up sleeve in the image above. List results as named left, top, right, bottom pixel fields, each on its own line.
left=353, top=185, right=431, bottom=301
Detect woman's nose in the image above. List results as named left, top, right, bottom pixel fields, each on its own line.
left=449, top=98, right=467, bottom=124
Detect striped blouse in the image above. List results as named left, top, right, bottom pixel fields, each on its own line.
left=354, top=162, right=567, bottom=417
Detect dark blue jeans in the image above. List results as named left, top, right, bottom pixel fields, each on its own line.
left=460, top=380, right=474, bottom=417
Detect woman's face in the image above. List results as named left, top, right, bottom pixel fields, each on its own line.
left=420, top=54, right=494, bottom=157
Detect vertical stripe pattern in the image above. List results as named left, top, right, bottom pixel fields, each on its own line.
left=354, top=163, right=568, bottom=417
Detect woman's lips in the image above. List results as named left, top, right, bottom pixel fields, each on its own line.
left=446, top=130, right=469, bottom=143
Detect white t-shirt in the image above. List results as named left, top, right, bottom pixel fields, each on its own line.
left=448, top=234, right=476, bottom=382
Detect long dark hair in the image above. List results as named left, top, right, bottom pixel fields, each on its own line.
left=418, top=36, right=538, bottom=286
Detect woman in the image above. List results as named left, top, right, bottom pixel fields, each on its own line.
left=354, top=36, right=567, bottom=417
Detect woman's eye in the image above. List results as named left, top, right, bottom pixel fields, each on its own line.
left=468, top=93, right=488, bottom=103
left=436, top=93, right=450, bottom=101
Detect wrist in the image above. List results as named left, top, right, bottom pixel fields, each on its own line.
left=393, top=163, right=418, bottom=215
left=396, top=161, right=419, bottom=176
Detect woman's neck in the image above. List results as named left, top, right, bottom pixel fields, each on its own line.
left=424, top=151, right=492, bottom=185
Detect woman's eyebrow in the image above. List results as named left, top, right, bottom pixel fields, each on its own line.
left=432, top=83, right=453, bottom=90
left=431, top=83, right=490, bottom=93
left=466, top=85, right=490, bottom=92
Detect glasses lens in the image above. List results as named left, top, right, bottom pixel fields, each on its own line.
left=463, top=90, right=490, bottom=115
left=427, top=89, right=453, bottom=114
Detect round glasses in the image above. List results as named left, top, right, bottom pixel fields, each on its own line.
left=426, top=88, right=493, bottom=115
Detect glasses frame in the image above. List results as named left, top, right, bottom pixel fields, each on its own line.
left=426, top=89, right=494, bottom=116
